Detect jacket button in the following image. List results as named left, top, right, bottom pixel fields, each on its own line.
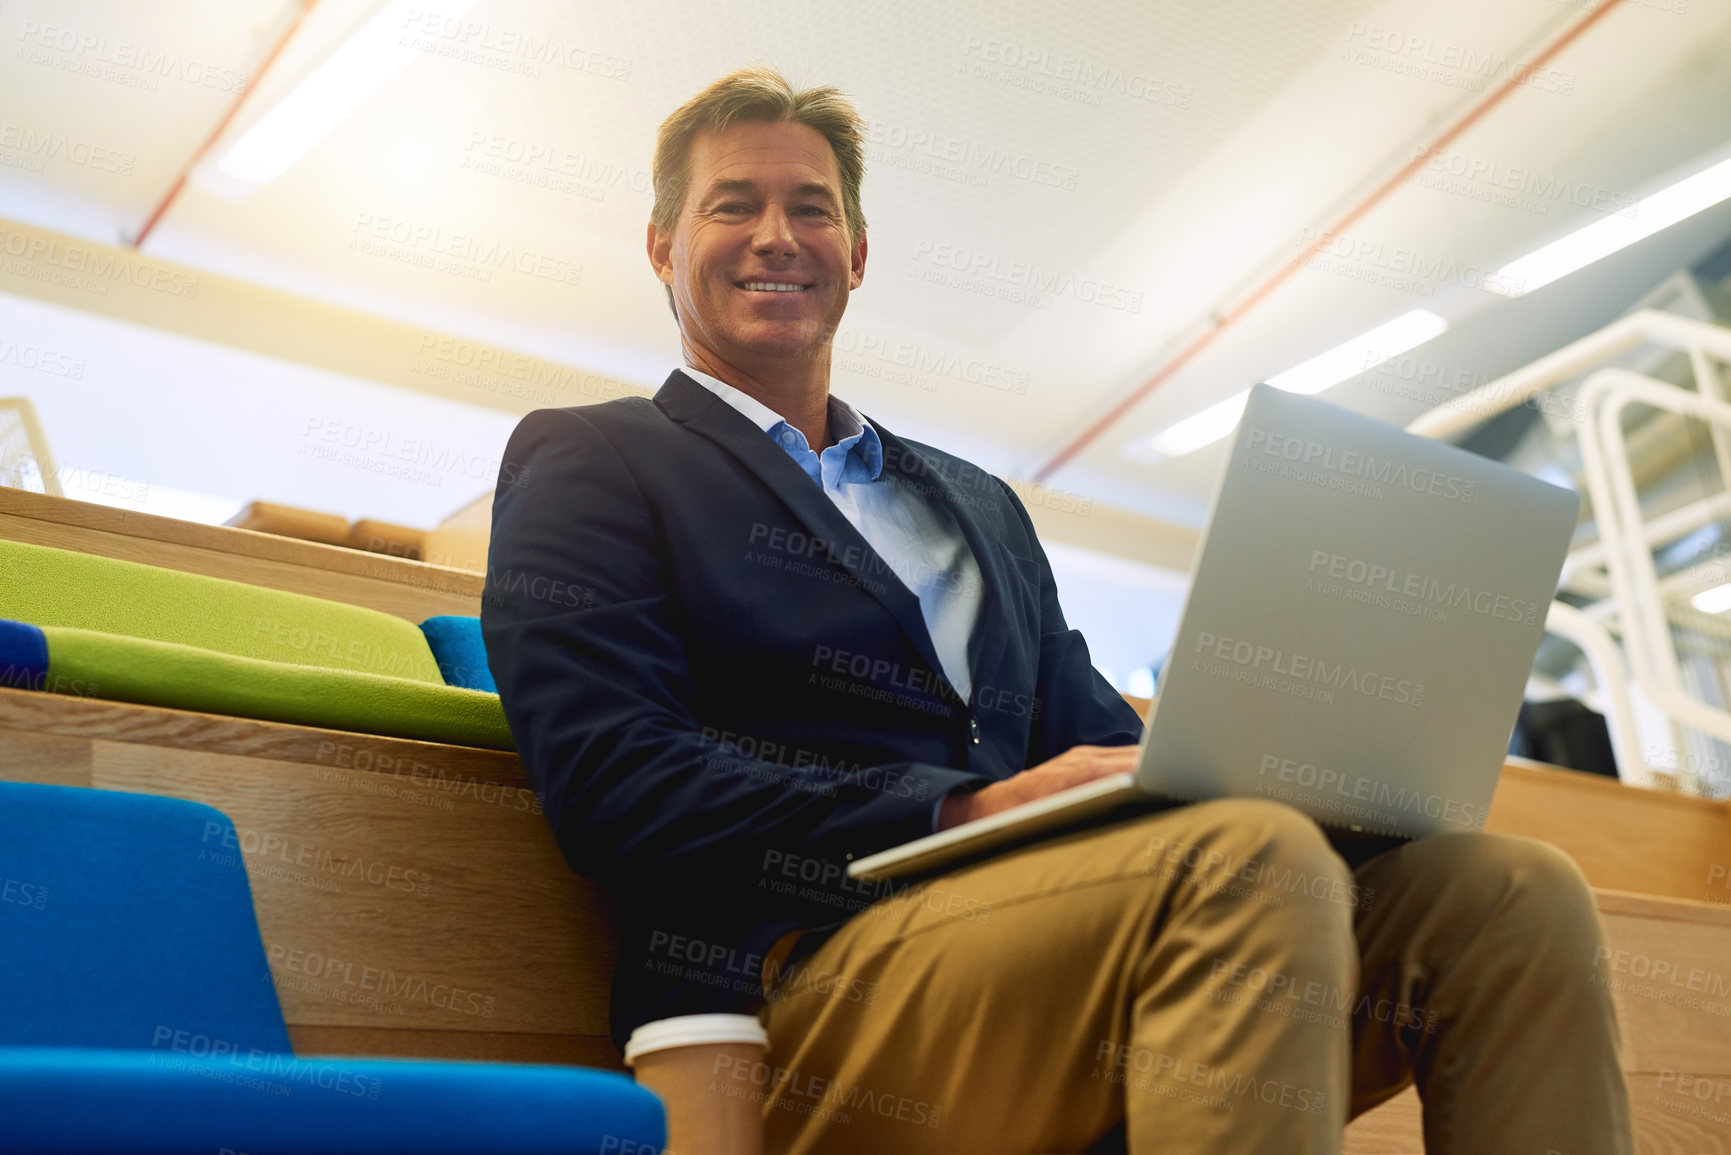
left=969, top=717, right=982, bottom=745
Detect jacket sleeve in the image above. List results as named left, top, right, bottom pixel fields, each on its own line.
left=481, top=407, right=993, bottom=889
left=998, top=483, right=1146, bottom=765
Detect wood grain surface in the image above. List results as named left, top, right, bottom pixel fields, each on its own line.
left=0, top=488, right=482, bottom=620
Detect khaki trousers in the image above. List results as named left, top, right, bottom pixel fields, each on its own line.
left=754, top=799, right=1632, bottom=1154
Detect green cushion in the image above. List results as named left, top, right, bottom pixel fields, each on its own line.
left=0, top=540, right=442, bottom=684
left=45, top=626, right=513, bottom=749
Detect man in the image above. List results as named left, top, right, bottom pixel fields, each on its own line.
left=482, top=67, right=1631, bottom=1155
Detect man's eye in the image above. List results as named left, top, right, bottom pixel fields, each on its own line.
left=715, top=203, right=751, bottom=214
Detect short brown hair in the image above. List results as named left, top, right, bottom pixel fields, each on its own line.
left=651, top=66, right=867, bottom=315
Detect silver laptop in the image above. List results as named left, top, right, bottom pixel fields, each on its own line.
left=849, top=383, right=1579, bottom=882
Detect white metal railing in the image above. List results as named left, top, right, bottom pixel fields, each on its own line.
left=0, top=398, right=61, bottom=498
left=1406, top=310, right=1731, bottom=792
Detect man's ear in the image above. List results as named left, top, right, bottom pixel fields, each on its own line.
left=647, top=220, right=675, bottom=286
left=850, top=230, right=867, bottom=291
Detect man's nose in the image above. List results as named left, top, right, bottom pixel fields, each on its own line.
left=752, top=205, right=797, bottom=255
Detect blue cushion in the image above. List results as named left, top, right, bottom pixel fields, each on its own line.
left=0, top=617, right=48, bottom=691
left=420, top=615, right=497, bottom=693
left=0, top=782, right=292, bottom=1053
left=0, top=1047, right=666, bottom=1155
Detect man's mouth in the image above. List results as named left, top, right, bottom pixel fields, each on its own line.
left=736, top=281, right=811, bottom=293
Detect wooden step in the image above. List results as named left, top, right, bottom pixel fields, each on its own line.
left=1345, top=891, right=1731, bottom=1153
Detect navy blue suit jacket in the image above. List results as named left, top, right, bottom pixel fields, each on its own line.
left=481, top=370, right=1142, bottom=1049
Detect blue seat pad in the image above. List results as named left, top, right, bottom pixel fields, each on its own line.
left=0, top=1046, right=665, bottom=1155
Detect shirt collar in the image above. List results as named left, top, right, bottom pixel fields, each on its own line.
left=679, top=367, right=882, bottom=481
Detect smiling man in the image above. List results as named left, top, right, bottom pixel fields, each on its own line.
left=481, top=67, right=1631, bottom=1155
left=647, top=114, right=863, bottom=454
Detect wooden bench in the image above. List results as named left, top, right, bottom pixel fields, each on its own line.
left=4, top=489, right=1729, bottom=1152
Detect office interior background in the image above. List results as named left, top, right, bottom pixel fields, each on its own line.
left=7, top=0, right=1731, bottom=792
left=4, top=2, right=1731, bottom=1152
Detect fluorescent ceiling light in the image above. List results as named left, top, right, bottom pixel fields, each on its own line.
left=1490, top=155, right=1731, bottom=296
left=218, top=0, right=481, bottom=185
left=1264, top=308, right=1448, bottom=395
left=1145, top=308, right=1447, bottom=458
left=1149, top=390, right=1250, bottom=457
left=1692, top=582, right=1731, bottom=615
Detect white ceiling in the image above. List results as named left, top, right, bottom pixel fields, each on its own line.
left=2, top=0, right=1730, bottom=530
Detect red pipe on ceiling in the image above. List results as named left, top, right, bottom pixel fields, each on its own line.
left=131, top=0, right=322, bottom=249
left=1031, top=0, right=1623, bottom=483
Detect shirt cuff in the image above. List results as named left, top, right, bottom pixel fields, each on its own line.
left=623, top=1014, right=770, bottom=1067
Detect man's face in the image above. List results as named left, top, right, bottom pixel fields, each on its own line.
left=649, top=119, right=866, bottom=372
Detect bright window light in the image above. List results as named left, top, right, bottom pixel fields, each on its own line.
left=1145, top=308, right=1447, bottom=459
left=1692, top=582, right=1731, bottom=614
left=1491, top=155, right=1731, bottom=296
left=1148, top=390, right=1250, bottom=458
left=1264, top=309, right=1448, bottom=396
left=217, top=0, right=481, bottom=185
left=60, top=477, right=244, bottom=525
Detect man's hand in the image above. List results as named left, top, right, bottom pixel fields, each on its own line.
left=937, top=745, right=1139, bottom=831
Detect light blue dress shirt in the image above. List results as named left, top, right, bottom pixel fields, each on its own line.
left=681, top=368, right=984, bottom=700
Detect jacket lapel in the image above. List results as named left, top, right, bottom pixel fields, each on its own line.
left=654, top=371, right=950, bottom=686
